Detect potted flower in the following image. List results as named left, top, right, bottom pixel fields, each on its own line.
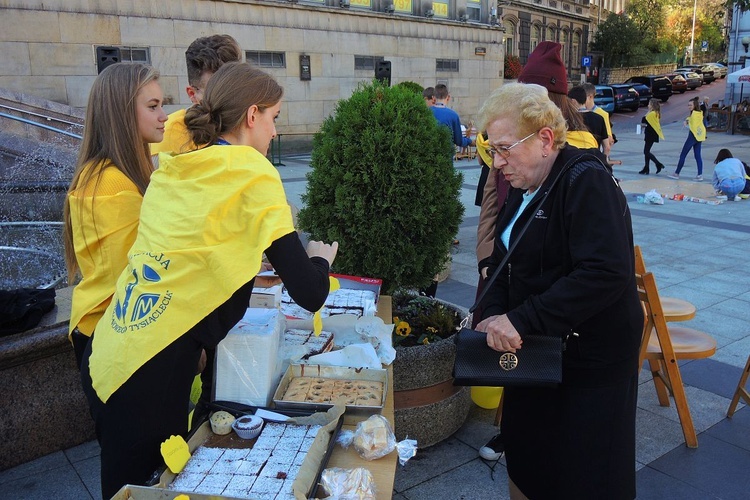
left=390, top=291, right=471, bottom=447
left=297, top=80, right=470, bottom=447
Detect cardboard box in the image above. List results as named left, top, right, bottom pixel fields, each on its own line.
left=112, top=409, right=344, bottom=500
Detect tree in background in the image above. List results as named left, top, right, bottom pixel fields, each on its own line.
left=591, top=13, right=652, bottom=66
left=592, top=0, right=729, bottom=66
left=664, top=0, right=727, bottom=63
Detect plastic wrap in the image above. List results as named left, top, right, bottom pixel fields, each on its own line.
left=320, top=467, right=377, bottom=500
left=214, top=308, right=285, bottom=407
left=351, top=414, right=396, bottom=460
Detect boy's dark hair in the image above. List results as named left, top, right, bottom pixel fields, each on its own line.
left=185, top=34, right=242, bottom=86
left=567, top=86, right=587, bottom=106
left=422, top=86, right=435, bottom=100
left=434, top=84, right=449, bottom=100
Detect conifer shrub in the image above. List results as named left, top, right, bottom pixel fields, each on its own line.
left=298, top=81, right=464, bottom=295
left=394, top=81, right=423, bottom=95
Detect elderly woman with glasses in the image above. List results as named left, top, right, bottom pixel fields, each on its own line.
left=475, top=83, right=643, bottom=500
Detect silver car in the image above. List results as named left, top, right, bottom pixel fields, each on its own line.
left=704, top=63, right=727, bottom=79
left=674, top=69, right=703, bottom=89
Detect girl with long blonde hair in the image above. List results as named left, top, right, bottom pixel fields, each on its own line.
left=63, top=62, right=166, bottom=367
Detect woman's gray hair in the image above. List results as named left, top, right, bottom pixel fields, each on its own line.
left=477, top=83, right=567, bottom=149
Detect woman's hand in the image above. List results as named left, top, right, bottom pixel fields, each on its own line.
left=306, top=240, right=339, bottom=266
left=476, top=314, right=523, bottom=353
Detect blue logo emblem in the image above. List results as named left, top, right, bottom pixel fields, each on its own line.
left=115, top=264, right=162, bottom=323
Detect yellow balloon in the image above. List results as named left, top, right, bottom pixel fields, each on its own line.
left=471, top=386, right=504, bottom=409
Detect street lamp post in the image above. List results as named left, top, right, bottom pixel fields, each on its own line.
left=689, top=0, right=697, bottom=64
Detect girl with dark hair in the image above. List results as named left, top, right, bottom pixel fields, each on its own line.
left=80, top=62, right=338, bottom=497
left=712, top=148, right=746, bottom=201
left=63, top=62, right=167, bottom=368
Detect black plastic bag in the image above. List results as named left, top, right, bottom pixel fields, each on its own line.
left=0, top=288, right=56, bottom=336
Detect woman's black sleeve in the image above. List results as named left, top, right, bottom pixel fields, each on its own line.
left=265, top=231, right=330, bottom=312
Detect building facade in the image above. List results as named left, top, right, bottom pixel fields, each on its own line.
left=0, top=0, right=504, bottom=134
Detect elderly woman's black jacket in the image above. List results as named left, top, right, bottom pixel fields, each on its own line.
left=482, top=145, right=643, bottom=387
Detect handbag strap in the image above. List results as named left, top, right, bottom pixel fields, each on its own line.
left=467, top=152, right=606, bottom=319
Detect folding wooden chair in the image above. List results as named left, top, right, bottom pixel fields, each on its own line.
left=637, top=271, right=716, bottom=448
left=634, top=246, right=697, bottom=322
left=727, top=354, right=750, bottom=417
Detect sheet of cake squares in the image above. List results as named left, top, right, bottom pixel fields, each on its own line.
left=169, top=422, right=322, bottom=499
left=280, top=288, right=377, bottom=320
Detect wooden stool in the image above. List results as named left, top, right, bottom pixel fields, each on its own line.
left=727, top=354, right=750, bottom=417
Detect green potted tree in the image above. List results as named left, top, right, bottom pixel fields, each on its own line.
left=298, top=80, right=470, bottom=447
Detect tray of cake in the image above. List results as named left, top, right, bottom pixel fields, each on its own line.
left=280, top=274, right=381, bottom=320
left=272, top=364, right=387, bottom=417
left=150, top=406, right=345, bottom=500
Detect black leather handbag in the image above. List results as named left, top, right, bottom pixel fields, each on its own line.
left=453, top=329, right=562, bottom=387
left=450, top=154, right=604, bottom=388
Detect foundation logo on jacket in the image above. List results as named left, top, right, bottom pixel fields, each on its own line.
left=112, top=258, right=172, bottom=332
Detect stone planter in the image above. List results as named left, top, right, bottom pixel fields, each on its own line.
left=392, top=332, right=471, bottom=448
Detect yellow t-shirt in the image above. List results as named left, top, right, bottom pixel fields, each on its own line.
left=68, top=161, right=143, bottom=336
left=150, top=108, right=195, bottom=155
left=89, top=145, right=296, bottom=403
left=592, top=106, right=613, bottom=139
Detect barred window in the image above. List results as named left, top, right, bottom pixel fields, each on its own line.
left=354, top=55, right=385, bottom=70
left=246, top=51, right=286, bottom=68
left=436, top=59, right=459, bottom=72
left=119, top=47, right=150, bottom=64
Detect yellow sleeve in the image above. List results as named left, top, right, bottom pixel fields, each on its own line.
left=150, top=108, right=195, bottom=155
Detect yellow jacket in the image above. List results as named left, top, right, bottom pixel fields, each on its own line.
left=688, top=110, right=706, bottom=142
left=592, top=106, right=613, bottom=139
left=68, top=161, right=142, bottom=336
left=89, top=145, right=295, bottom=403
left=150, top=108, right=196, bottom=155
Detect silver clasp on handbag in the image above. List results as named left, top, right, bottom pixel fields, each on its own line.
left=460, top=314, right=473, bottom=329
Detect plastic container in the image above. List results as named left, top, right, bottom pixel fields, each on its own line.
left=232, top=415, right=264, bottom=439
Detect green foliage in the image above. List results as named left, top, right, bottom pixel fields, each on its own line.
left=592, top=13, right=652, bottom=67
left=298, top=80, right=464, bottom=295
left=394, top=81, right=424, bottom=94
left=391, top=291, right=461, bottom=347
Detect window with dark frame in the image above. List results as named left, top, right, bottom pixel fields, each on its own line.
left=436, top=59, right=459, bottom=72
left=119, top=47, right=151, bottom=64
left=246, top=51, right=286, bottom=68
left=354, top=55, right=385, bottom=71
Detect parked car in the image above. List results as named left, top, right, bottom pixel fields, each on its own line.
left=623, top=75, right=672, bottom=103
left=609, top=84, right=640, bottom=112
left=677, top=65, right=716, bottom=84
left=664, top=73, right=687, bottom=93
left=594, top=85, right=615, bottom=113
left=623, top=81, right=652, bottom=106
left=705, top=62, right=727, bottom=79
left=674, top=69, right=703, bottom=90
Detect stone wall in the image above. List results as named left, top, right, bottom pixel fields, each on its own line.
left=0, top=0, right=505, bottom=138
left=599, top=64, right=677, bottom=85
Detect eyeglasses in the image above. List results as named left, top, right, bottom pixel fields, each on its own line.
left=487, top=132, right=537, bottom=160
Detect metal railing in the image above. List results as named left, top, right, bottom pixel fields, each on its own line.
left=0, top=110, right=82, bottom=139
